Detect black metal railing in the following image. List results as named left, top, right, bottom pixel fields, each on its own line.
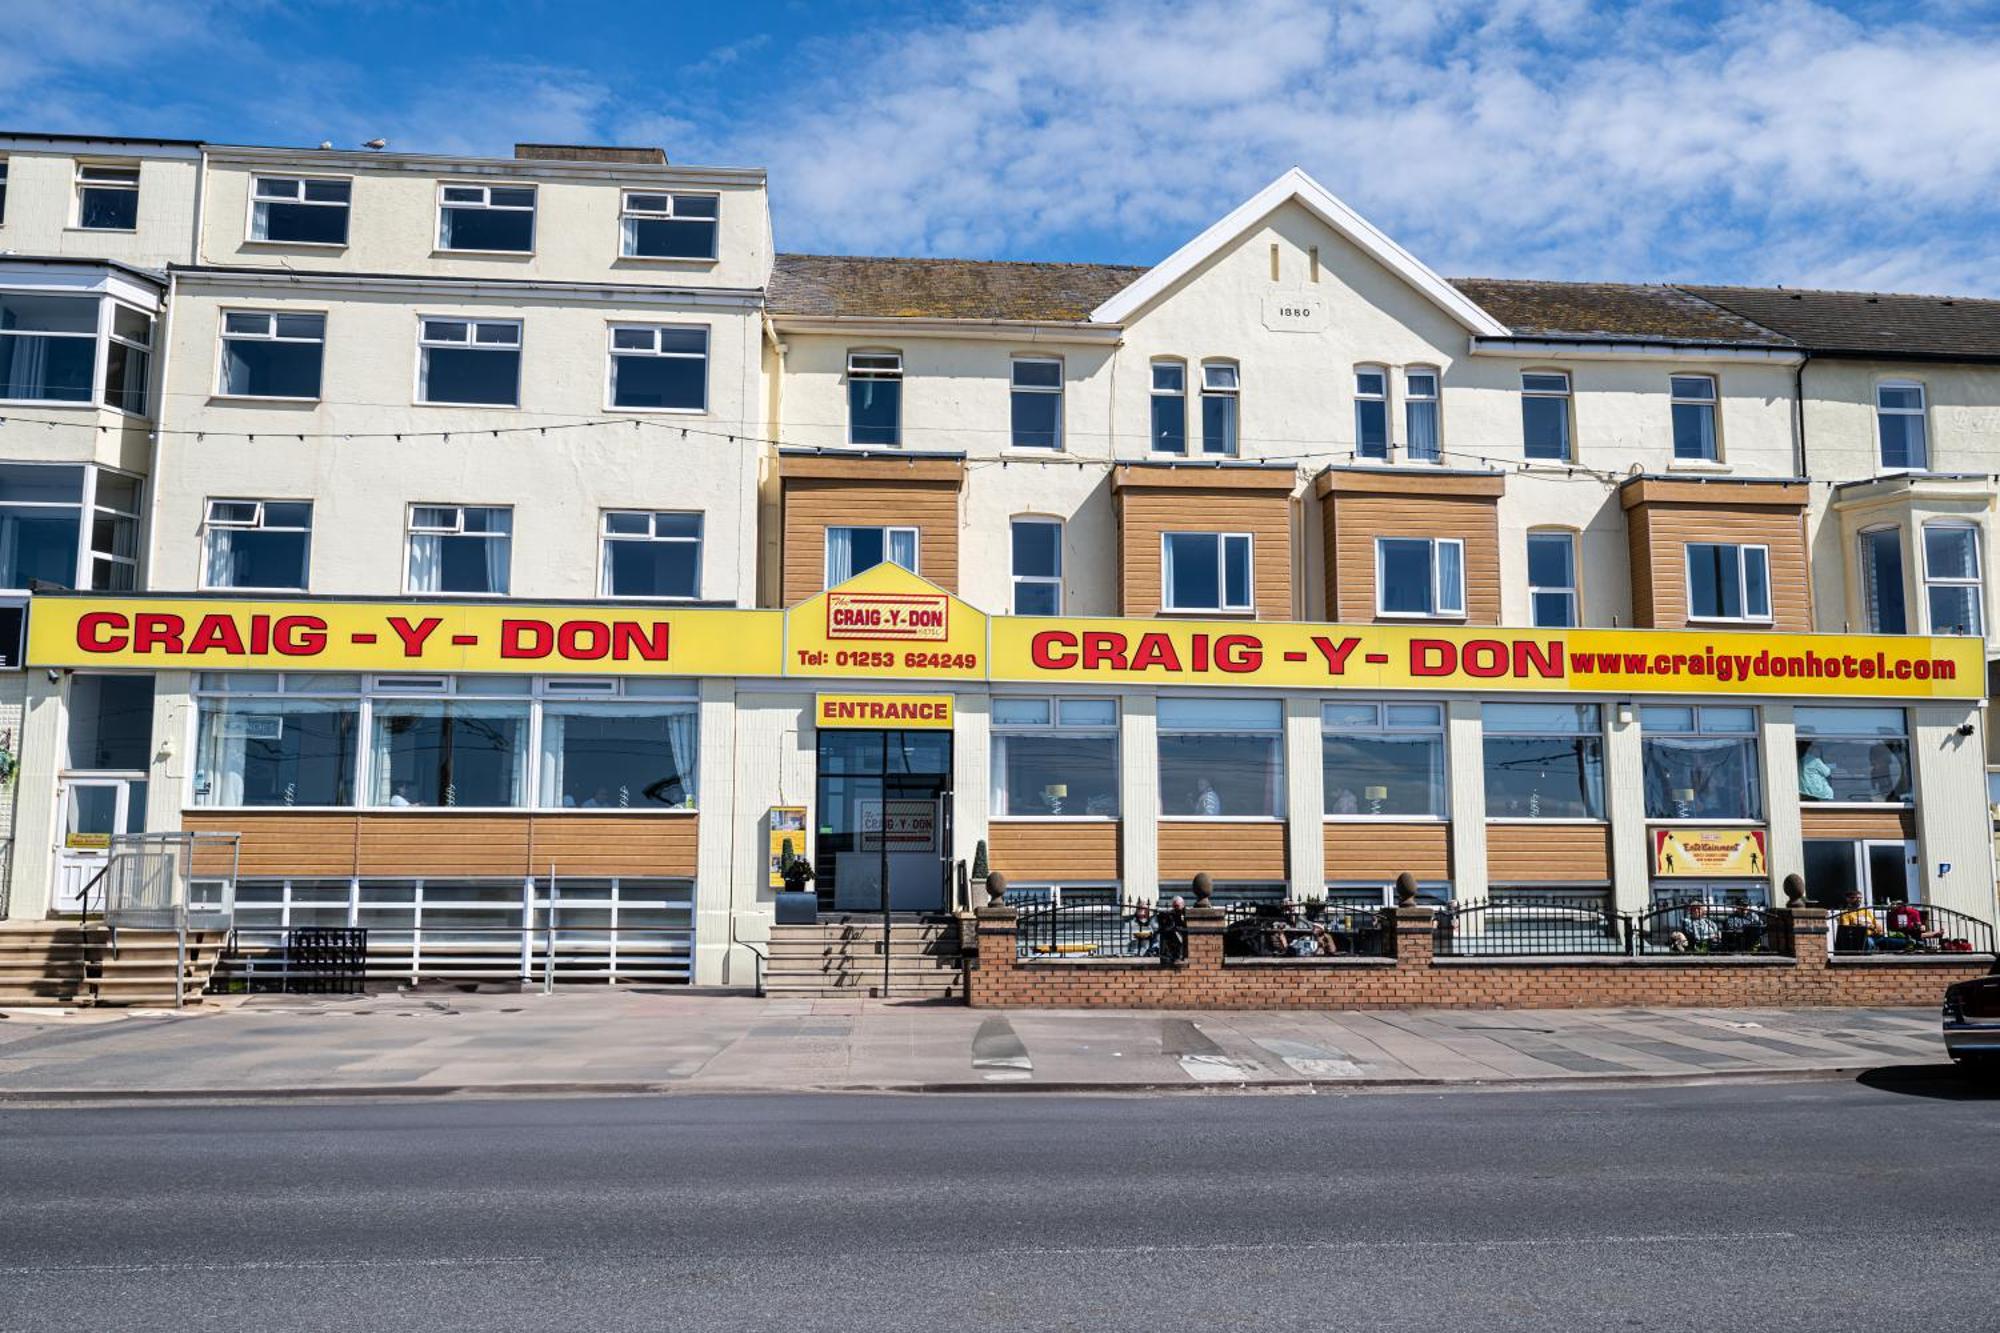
left=1632, top=898, right=1781, bottom=956
left=1829, top=903, right=1996, bottom=956
left=1434, top=894, right=1627, bottom=957
left=1014, top=898, right=1161, bottom=959
left=1223, top=901, right=1389, bottom=958
left=223, top=927, right=370, bottom=994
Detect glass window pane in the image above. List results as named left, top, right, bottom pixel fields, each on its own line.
left=1201, top=393, right=1238, bottom=455
left=1929, top=585, right=1982, bottom=636
left=0, top=331, right=96, bottom=400
left=1386, top=703, right=1442, bottom=728
left=1527, top=532, right=1573, bottom=587
left=206, top=528, right=308, bottom=590
left=1701, top=706, right=1757, bottom=734
left=1879, top=414, right=1927, bottom=470
left=539, top=703, right=698, bottom=809
left=1059, top=698, right=1117, bottom=727
left=1159, top=697, right=1282, bottom=731
left=626, top=216, right=717, bottom=259
left=993, top=733, right=1119, bottom=817
left=1159, top=734, right=1282, bottom=816
left=1797, top=735, right=1911, bottom=804
left=1013, top=360, right=1062, bottom=388
left=611, top=353, right=705, bottom=410
left=1670, top=376, right=1715, bottom=401
left=1796, top=706, right=1906, bottom=738
left=1925, top=526, right=1978, bottom=580
left=67, top=674, right=154, bottom=769
left=222, top=338, right=323, bottom=398
left=1152, top=363, right=1184, bottom=392
left=1014, top=582, right=1060, bottom=616
left=1010, top=524, right=1059, bottom=577
left=1671, top=402, right=1716, bottom=460
left=1203, top=364, right=1238, bottom=390
left=1483, top=733, right=1605, bottom=819
left=1322, top=702, right=1379, bottom=730
left=1152, top=392, right=1187, bottom=453
left=1743, top=547, right=1770, bottom=618
left=1355, top=397, right=1388, bottom=456
left=440, top=205, right=532, bottom=251
left=0, top=293, right=100, bottom=334
left=1521, top=395, right=1570, bottom=459
left=849, top=377, right=900, bottom=445
left=1862, top=529, right=1907, bottom=634
left=422, top=347, right=519, bottom=405
left=992, top=698, right=1051, bottom=727
left=1877, top=385, right=1924, bottom=411
left=1378, top=538, right=1432, bottom=614
left=273, top=314, right=325, bottom=340
left=1640, top=706, right=1697, bottom=732
left=0, top=462, right=84, bottom=503
left=1164, top=533, right=1219, bottom=609
left=194, top=697, right=359, bottom=806
left=1011, top=387, right=1062, bottom=449
left=1643, top=735, right=1762, bottom=820
left=605, top=535, right=699, bottom=598
left=370, top=700, right=529, bottom=807
left=1223, top=536, right=1251, bottom=607
left=1487, top=703, right=1599, bottom=735
left=1324, top=731, right=1445, bottom=816
left=1522, top=373, right=1569, bottom=394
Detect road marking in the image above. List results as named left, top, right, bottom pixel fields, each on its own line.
left=0, top=1256, right=545, bottom=1277
left=989, top=1231, right=1802, bottom=1260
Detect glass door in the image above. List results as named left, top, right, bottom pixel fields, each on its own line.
left=54, top=778, right=145, bottom=913
left=815, top=729, right=952, bottom=914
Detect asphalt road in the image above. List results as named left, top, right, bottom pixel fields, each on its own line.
left=2, top=1074, right=1996, bottom=1332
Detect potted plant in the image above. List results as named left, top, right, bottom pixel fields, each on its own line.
left=774, top=837, right=819, bottom=925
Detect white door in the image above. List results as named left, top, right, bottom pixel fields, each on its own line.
left=53, top=779, right=138, bottom=914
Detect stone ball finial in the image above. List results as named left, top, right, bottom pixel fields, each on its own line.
left=1191, top=872, right=1213, bottom=906
left=985, top=871, right=1009, bottom=907
left=1782, top=872, right=1805, bottom=907
left=1394, top=872, right=1419, bottom=907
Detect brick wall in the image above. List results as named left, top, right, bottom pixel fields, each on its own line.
left=964, top=905, right=1990, bottom=1010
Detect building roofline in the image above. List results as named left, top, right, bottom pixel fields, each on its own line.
left=168, top=263, right=762, bottom=307
left=0, top=254, right=168, bottom=284
left=201, top=142, right=766, bottom=185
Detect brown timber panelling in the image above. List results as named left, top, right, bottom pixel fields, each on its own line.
left=1800, top=808, right=1916, bottom=841
left=1117, top=488, right=1293, bottom=619
left=180, top=812, right=698, bottom=879
left=987, top=820, right=1121, bottom=881
left=781, top=478, right=960, bottom=605
left=1619, top=480, right=1810, bottom=631
left=1159, top=820, right=1288, bottom=882
left=1487, top=822, right=1612, bottom=883
left=1323, top=493, right=1502, bottom=624
left=1323, top=822, right=1451, bottom=881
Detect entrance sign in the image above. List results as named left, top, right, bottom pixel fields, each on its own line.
left=1654, top=828, right=1768, bottom=877
left=816, top=694, right=953, bottom=729
left=26, top=565, right=1982, bottom=700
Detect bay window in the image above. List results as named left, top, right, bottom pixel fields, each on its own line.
left=1322, top=701, right=1445, bottom=816
left=1686, top=542, right=1770, bottom=621
left=1642, top=705, right=1761, bottom=821
left=1483, top=703, right=1604, bottom=819
left=0, top=463, right=141, bottom=591
left=103, top=304, right=153, bottom=415
left=1860, top=526, right=1907, bottom=634
left=1922, top=523, right=1983, bottom=636
left=1377, top=536, right=1464, bottom=617
left=1796, top=706, right=1910, bottom=805
left=991, top=697, right=1119, bottom=817
left=0, top=292, right=98, bottom=403
left=1159, top=696, right=1283, bottom=817
left=1163, top=531, right=1251, bottom=613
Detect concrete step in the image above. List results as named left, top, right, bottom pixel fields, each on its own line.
left=765, top=942, right=963, bottom=963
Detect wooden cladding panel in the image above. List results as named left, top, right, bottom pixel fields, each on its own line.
left=1323, top=492, right=1501, bottom=624
left=1487, top=823, right=1612, bottom=883
left=1624, top=502, right=1810, bottom=631
left=1118, top=488, right=1293, bottom=619
left=1801, top=807, right=1916, bottom=841
left=781, top=478, right=960, bottom=606
left=987, top=820, right=1121, bottom=881
left=178, top=812, right=698, bottom=880
left=1158, top=820, right=1288, bottom=882
left=1323, top=822, right=1451, bottom=881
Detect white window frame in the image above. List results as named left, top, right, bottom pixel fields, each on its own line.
left=1200, top=360, right=1239, bottom=456
left=0, top=462, right=142, bottom=592
left=599, top=510, right=704, bottom=601
left=990, top=696, right=1121, bottom=819
left=1684, top=541, right=1772, bottom=623
left=415, top=316, right=522, bottom=408
left=404, top=504, right=513, bottom=597
left=74, top=162, right=140, bottom=231
left=1010, top=516, right=1063, bottom=615
left=1375, top=536, right=1466, bottom=618
left=435, top=181, right=537, bottom=254
left=1354, top=364, right=1390, bottom=460
left=1404, top=366, right=1441, bottom=462
left=1921, top=521, right=1984, bottom=637
left=846, top=350, right=903, bottom=446
left=247, top=175, right=353, bottom=247
left=1858, top=525, right=1907, bottom=635
left=1526, top=529, right=1578, bottom=628
left=823, top=525, right=918, bottom=588
left=1010, top=356, right=1064, bottom=451
left=1669, top=373, right=1719, bottom=462
left=1161, top=531, right=1253, bottom=614
left=215, top=309, right=327, bottom=402
left=101, top=302, right=153, bottom=417
left=1875, top=379, right=1930, bottom=472
left=1150, top=359, right=1188, bottom=455
left=0, top=289, right=104, bottom=407
left=1521, top=370, right=1573, bottom=461
left=1319, top=700, right=1448, bottom=820
left=618, top=190, right=720, bottom=261
left=604, top=323, right=709, bottom=414
left=201, top=498, right=313, bottom=593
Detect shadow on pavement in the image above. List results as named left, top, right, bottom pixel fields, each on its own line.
left=1856, top=1063, right=2000, bottom=1101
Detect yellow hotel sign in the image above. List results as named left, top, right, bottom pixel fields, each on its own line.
left=815, top=694, right=954, bottom=729
left=24, top=564, right=1983, bottom=701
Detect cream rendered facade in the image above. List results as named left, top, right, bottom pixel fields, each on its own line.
left=1, top=141, right=1995, bottom=989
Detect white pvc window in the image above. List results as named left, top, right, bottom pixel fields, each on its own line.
left=1158, top=697, right=1283, bottom=818
left=1321, top=701, right=1446, bottom=817
left=825, top=525, right=916, bottom=587
left=1922, top=523, right=1983, bottom=636
left=1860, top=526, right=1907, bottom=634
left=437, top=183, right=535, bottom=253
left=620, top=191, right=719, bottom=259
left=76, top=163, right=139, bottom=230
left=1377, top=537, right=1464, bottom=617
left=1527, top=531, right=1577, bottom=628
left=1521, top=371, right=1572, bottom=461
left=847, top=351, right=902, bottom=446
left=251, top=176, right=352, bottom=245
left=1200, top=361, right=1239, bottom=456
left=991, top=697, right=1119, bottom=817
left=0, top=292, right=99, bottom=403
left=1011, top=357, right=1063, bottom=450
left=608, top=324, right=707, bottom=411
left=203, top=499, right=311, bottom=591
left=1163, top=532, right=1251, bottom=612
left=1354, top=365, right=1389, bottom=460
left=1011, top=517, right=1062, bottom=615
left=1151, top=360, right=1187, bottom=454
left=418, top=318, right=520, bottom=406
left=1640, top=704, right=1762, bottom=821
left=219, top=311, right=325, bottom=400
left=1686, top=542, right=1771, bottom=622
left=1670, top=374, right=1718, bottom=461
left=1877, top=382, right=1928, bottom=471
left=408, top=505, right=512, bottom=595
left=1404, top=368, right=1440, bottom=462
left=601, top=511, right=702, bottom=599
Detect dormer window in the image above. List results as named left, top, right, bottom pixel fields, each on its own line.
left=76, top=163, right=140, bottom=231
left=620, top=191, right=719, bottom=259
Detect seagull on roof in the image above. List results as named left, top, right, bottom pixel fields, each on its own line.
left=362, top=138, right=387, bottom=150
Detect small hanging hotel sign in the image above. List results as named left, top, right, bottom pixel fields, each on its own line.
left=1654, top=828, right=1767, bottom=878
left=814, top=694, right=954, bottom=730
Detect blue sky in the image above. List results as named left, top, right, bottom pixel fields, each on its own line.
left=7, top=0, right=1999, bottom=294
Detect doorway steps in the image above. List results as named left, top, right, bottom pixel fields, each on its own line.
left=0, top=922, right=229, bottom=1007
left=764, top=916, right=965, bottom=999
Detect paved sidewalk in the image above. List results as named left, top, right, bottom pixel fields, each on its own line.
left=0, top=989, right=1954, bottom=1101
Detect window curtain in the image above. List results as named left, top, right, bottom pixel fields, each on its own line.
left=0, top=334, right=50, bottom=399
left=484, top=532, right=510, bottom=594
left=204, top=530, right=241, bottom=588
left=196, top=702, right=249, bottom=806
left=887, top=528, right=917, bottom=572
left=1407, top=401, right=1439, bottom=460
left=540, top=711, right=567, bottom=805
left=408, top=533, right=442, bottom=593
left=370, top=707, right=399, bottom=805
left=664, top=707, right=698, bottom=807
left=1437, top=542, right=1464, bottom=612
left=826, top=528, right=856, bottom=585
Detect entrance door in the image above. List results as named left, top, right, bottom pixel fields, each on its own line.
left=54, top=778, right=144, bottom=913
left=815, top=729, right=952, bottom=914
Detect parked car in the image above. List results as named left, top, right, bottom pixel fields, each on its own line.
left=1941, top=964, right=2000, bottom=1072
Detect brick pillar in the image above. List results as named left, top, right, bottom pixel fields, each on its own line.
left=1383, top=905, right=1437, bottom=966
left=967, top=905, right=1018, bottom=1007
left=1184, top=905, right=1226, bottom=971
left=1781, top=906, right=1830, bottom=973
